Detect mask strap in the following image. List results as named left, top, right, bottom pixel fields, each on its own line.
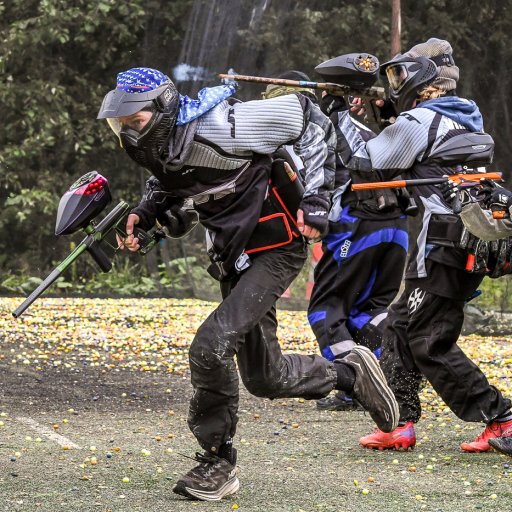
left=430, top=53, right=454, bottom=67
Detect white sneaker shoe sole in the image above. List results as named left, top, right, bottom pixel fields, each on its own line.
left=184, top=476, right=240, bottom=501
left=347, top=346, right=399, bottom=433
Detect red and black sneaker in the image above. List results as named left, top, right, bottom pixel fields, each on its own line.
left=461, top=419, right=512, bottom=453
left=360, top=422, right=416, bottom=451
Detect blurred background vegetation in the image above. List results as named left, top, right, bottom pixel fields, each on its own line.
left=1, top=0, right=512, bottom=308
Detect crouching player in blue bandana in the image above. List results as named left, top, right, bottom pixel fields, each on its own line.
left=97, top=67, right=399, bottom=501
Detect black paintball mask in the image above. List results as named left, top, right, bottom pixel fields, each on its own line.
left=97, top=81, right=180, bottom=174
left=380, top=54, right=448, bottom=114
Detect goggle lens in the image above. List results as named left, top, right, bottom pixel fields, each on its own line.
left=386, top=64, right=409, bottom=92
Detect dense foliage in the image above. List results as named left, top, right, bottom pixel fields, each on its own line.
left=1, top=0, right=511, bottom=306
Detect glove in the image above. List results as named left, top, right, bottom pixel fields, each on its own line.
left=157, top=205, right=199, bottom=238
left=436, top=177, right=462, bottom=213
left=320, top=94, right=347, bottom=116
left=299, top=195, right=330, bottom=237
left=437, top=179, right=459, bottom=202
left=480, top=178, right=512, bottom=217
left=377, top=99, right=398, bottom=127
left=375, top=188, right=398, bottom=211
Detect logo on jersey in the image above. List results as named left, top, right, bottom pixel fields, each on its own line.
left=339, top=240, right=351, bottom=258
left=407, top=288, right=426, bottom=314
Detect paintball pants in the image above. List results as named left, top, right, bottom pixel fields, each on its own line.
left=187, top=237, right=338, bottom=452
left=380, top=261, right=511, bottom=423
left=308, top=209, right=408, bottom=360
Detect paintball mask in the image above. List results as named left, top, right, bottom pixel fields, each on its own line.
left=97, top=67, right=180, bottom=173
left=380, top=55, right=440, bottom=114
left=381, top=37, right=458, bottom=114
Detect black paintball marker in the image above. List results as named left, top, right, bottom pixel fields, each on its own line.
left=219, top=53, right=386, bottom=132
left=12, top=171, right=166, bottom=318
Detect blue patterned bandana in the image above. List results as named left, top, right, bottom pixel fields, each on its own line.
left=116, top=67, right=170, bottom=93
left=115, top=67, right=236, bottom=125
left=177, top=84, right=236, bottom=125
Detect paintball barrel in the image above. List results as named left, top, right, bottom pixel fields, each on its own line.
left=12, top=172, right=166, bottom=318
left=351, top=172, right=504, bottom=216
left=350, top=172, right=503, bottom=191
left=219, top=53, right=386, bottom=131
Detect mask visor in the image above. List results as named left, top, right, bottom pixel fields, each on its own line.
left=386, top=64, right=410, bottom=92
left=105, top=118, right=122, bottom=146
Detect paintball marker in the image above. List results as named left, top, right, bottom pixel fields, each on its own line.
left=12, top=171, right=166, bottom=318
left=219, top=53, right=387, bottom=132
left=351, top=172, right=504, bottom=216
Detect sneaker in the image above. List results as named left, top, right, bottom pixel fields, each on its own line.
left=343, top=345, right=399, bottom=433
left=360, top=422, right=416, bottom=451
left=173, top=451, right=239, bottom=501
left=489, top=426, right=512, bottom=456
left=461, top=419, right=512, bottom=453
left=316, top=391, right=362, bottom=411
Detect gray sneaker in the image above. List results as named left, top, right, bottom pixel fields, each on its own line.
left=316, top=391, right=363, bottom=411
left=343, top=345, right=399, bottom=433
left=489, top=428, right=512, bottom=457
left=173, top=451, right=239, bottom=501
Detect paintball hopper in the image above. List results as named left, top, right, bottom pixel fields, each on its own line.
left=315, top=53, right=380, bottom=89
left=55, top=171, right=112, bottom=235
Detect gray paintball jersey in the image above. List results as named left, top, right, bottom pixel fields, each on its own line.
left=133, top=93, right=336, bottom=280
left=336, top=105, right=476, bottom=278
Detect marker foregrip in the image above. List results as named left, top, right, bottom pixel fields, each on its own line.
left=452, top=191, right=462, bottom=214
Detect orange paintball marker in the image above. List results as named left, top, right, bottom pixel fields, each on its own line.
left=351, top=172, right=504, bottom=217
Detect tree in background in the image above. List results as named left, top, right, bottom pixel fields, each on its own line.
left=0, top=0, right=191, bottom=276
left=1, top=0, right=511, bottom=304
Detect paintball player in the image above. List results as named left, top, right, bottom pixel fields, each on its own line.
left=263, top=69, right=409, bottom=413
left=306, top=75, right=409, bottom=412
left=329, top=38, right=512, bottom=452
left=97, top=67, right=399, bottom=500
left=440, top=179, right=512, bottom=457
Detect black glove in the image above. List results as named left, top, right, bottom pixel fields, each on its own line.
left=377, top=99, right=398, bottom=128
left=157, top=205, right=199, bottom=238
left=437, top=179, right=459, bottom=202
left=436, top=178, right=462, bottom=213
left=375, top=189, right=398, bottom=211
left=480, top=178, right=512, bottom=217
left=320, top=94, right=348, bottom=116
left=299, top=195, right=330, bottom=237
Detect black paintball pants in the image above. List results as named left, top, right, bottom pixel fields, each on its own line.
left=188, top=238, right=338, bottom=452
left=308, top=210, right=408, bottom=361
left=380, top=261, right=511, bottom=424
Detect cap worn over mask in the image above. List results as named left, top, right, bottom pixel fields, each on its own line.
left=97, top=67, right=180, bottom=173
left=402, top=38, right=459, bottom=92
left=381, top=37, right=459, bottom=113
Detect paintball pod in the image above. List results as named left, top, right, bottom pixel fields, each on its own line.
left=12, top=171, right=167, bottom=318
left=219, top=53, right=386, bottom=131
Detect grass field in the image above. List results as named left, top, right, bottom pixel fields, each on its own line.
left=0, top=297, right=511, bottom=512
